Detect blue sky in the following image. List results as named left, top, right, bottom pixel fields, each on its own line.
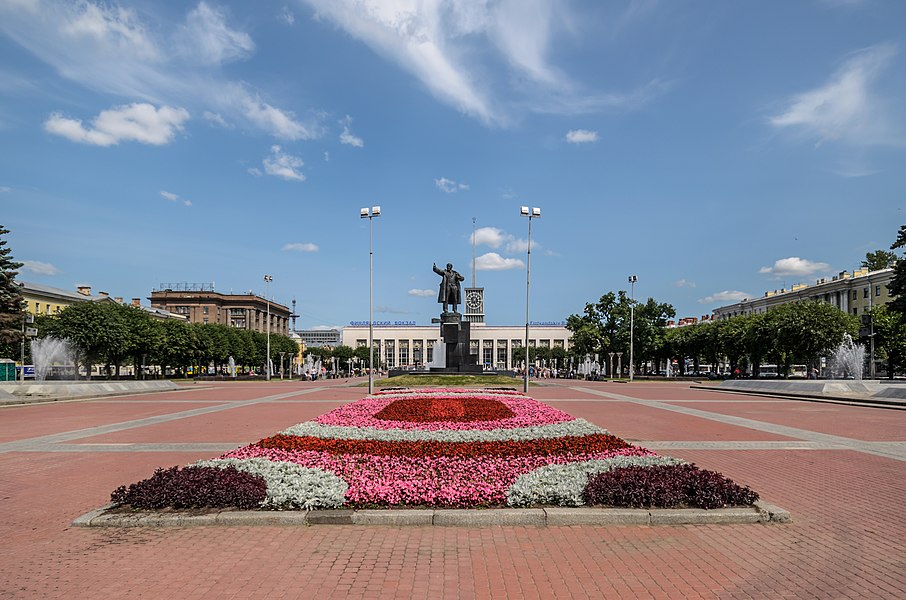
left=2, top=0, right=904, bottom=329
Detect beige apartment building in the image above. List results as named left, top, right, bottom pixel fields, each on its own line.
left=150, top=283, right=290, bottom=335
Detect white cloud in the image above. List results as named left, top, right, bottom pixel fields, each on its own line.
left=435, top=177, right=469, bottom=193
left=408, top=289, right=434, bottom=297
left=263, top=145, right=305, bottom=181
left=160, top=189, right=191, bottom=206
left=323, top=151, right=330, bottom=161
left=0, top=186, right=11, bottom=193
left=698, top=291, right=750, bottom=305
left=0, top=2, right=317, bottom=141
left=282, top=242, right=319, bottom=252
left=339, top=115, right=364, bottom=147
left=45, top=103, right=189, bottom=146
left=471, top=226, right=535, bottom=253
left=770, top=44, right=903, bottom=146
left=202, top=111, right=230, bottom=128
left=759, top=257, right=830, bottom=277
left=175, top=2, right=254, bottom=66
left=248, top=167, right=262, bottom=177
left=565, top=129, right=599, bottom=144
left=674, top=279, right=696, bottom=288
left=22, top=260, right=61, bottom=276
left=476, top=252, right=524, bottom=271
left=281, top=7, right=296, bottom=25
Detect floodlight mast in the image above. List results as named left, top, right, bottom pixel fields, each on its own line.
left=361, top=206, right=381, bottom=394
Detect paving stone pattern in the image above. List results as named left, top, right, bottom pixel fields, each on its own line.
left=1, top=379, right=905, bottom=599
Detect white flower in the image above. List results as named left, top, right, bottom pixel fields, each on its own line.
left=194, top=458, right=348, bottom=509
left=506, top=456, right=686, bottom=507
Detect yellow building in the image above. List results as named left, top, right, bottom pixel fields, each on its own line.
left=20, top=282, right=93, bottom=315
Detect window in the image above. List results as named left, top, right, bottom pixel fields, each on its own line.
left=863, top=288, right=869, bottom=299
left=203, top=306, right=209, bottom=314
left=35, top=302, right=39, bottom=313
left=203, top=318, right=209, bottom=324
left=852, top=307, right=858, bottom=315
left=876, top=285, right=882, bottom=297
left=46, top=304, right=51, bottom=314
left=852, top=291, right=858, bottom=300
left=175, top=306, right=190, bottom=315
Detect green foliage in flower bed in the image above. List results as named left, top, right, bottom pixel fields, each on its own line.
left=369, top=374, right=527, bottom=387
left=110, top=466, right=266, bottom=509
left=582, top=464, right=759, bottom=510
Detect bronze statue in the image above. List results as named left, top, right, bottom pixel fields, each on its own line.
left=433, top=262, right=464, bottom=313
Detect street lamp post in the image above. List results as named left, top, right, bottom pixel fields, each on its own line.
left=264, top=275, right=272, bottom=381
left=520, top=206, right=541, bottom=393
left=360, top=206, right=381, bottom=394
left=628, top=275, right=637, bottom=382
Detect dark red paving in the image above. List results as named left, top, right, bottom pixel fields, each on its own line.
left=550, top=400, right=797, bottom=441
left=0, top=401, right=223, bottom=443
left=666, top=400, right=906, bottom=441
left=75, top=401, right=344, bottom=444
left=1, top=379, right=904, bottom=599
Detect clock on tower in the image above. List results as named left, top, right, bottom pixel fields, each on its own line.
left=463, top=287, right=484, bottom=324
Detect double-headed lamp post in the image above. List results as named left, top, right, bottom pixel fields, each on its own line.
left=264, top=275, right=272, bottom=381
left=360, top=205, right=381, bottom=394
left=628, top=275, right=637, bottom=382
left=520, top=206, right=541, bottom=393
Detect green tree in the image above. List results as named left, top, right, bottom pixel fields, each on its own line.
left=872, top=306, right=906, bottom=379
left=0, top=225, right=24, bottom=358
left=772, top=302, right=859, bottom=376
left=155, top=319, right=197, bottom=377
left=332, top=344, right=355, bottom=373
left=888, top=225, right=906, bottom=315
left=862, top=249, right=897, bottom=271
left=53, top=301, right=128, bottom=379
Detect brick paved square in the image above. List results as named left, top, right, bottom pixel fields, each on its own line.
left=1, top=379, right=904, bottom=599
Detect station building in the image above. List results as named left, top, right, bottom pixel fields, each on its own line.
left=339, top=286, right=571, bottom=370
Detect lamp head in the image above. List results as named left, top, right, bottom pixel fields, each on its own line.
left=371, top=205, right=381, bottom=216
left=360, top=207, right=369, bottom=218
left=532, top=207, right=541, bottom=217
left=520, top=206, right=529, bottom=216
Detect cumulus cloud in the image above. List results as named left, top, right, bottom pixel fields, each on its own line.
left=770, top=44, right=903, bottom=146
left=22, top=260, right=61, bottom=276
left=339, top=115, right=364, bottom=147
left=565, top=129, right=599, bottom=143
left=262, top=145, right=305, bottom=181
left=408, top=289, right=434, bottom=297
left=435, top=177, right=470, bottom=193
left=675, top=279, right=696, bottom=288
left=759, top=257, right=830, bottom=277
left=698, top=291, right=750, bottom=304
left=160, top=190, right=191, bottom=206
left=282, top=242, right=319, bottom=252
left=471, top=226, right=535, bottom=253
left=44, top=103, right=189, bottom=146
left=476, top=252, right=524, bottom=271
left=0, top=2, right=318, bottom=141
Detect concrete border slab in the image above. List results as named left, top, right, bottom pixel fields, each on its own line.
left=73, top=503, right=790, bottom=528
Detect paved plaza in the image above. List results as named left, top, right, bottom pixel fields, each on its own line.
left=1, top=379, right=904, bottom=599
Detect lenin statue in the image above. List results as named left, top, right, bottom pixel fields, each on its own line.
left=433, top=262, right=464, bottom=313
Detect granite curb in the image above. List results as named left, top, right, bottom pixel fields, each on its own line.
left=692, top=384, right=906, bottom=410
left=72, top=501, right=790, bottom=528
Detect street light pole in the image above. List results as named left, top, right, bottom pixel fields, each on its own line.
left=520, top=206, right=541, bottom=393
left=264, top=275, right=272, bottom=381
left=628, top=275, right=637, bottom=382
left=361, top=206, right=381, bottom=394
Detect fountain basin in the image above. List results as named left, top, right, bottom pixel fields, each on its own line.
left=0, top=380, right=179, bottom=404
left=712, top=380, right=906, bottom=404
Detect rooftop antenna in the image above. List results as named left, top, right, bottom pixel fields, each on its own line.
left=471, top=216, right=477, bottom=288
left=291, top=297, right=299, bottom=331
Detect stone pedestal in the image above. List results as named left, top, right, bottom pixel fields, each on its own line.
left=430, top=312, right=482, bottom=373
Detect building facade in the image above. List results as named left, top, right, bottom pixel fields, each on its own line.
left=712, top=267, right=894, bottom=321
left=340, top=323, right=570, bottom=371
left=21, top=282, right=185, bottom=321
left=150, top=283, right=290, bottom=335
left=296, top=328, right=342, bottom=348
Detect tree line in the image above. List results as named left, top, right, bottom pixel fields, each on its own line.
left=32, top=301, right=299, bottom=379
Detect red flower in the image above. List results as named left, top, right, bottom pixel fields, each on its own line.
left=374, top=397, right=515, bottom=423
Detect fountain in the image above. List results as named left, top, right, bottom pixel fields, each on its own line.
left=228, top=356, right=236, bottom=378
left=425, top=341, right=446, bottom=369
left=31, top=337, right=77, bottom=381
left=829, top=333, right=865, bottom=380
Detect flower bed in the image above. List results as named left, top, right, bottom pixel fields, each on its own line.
left=111, top=388, right=759, bottom=511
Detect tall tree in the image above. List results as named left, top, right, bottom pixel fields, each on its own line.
left=872, top=306, right=906, bottom=379
left=0, top=225, right=24, bottom=356
left=888, top=225, right=906, bottom=315
left=862, top=249, right=897, bottom=271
